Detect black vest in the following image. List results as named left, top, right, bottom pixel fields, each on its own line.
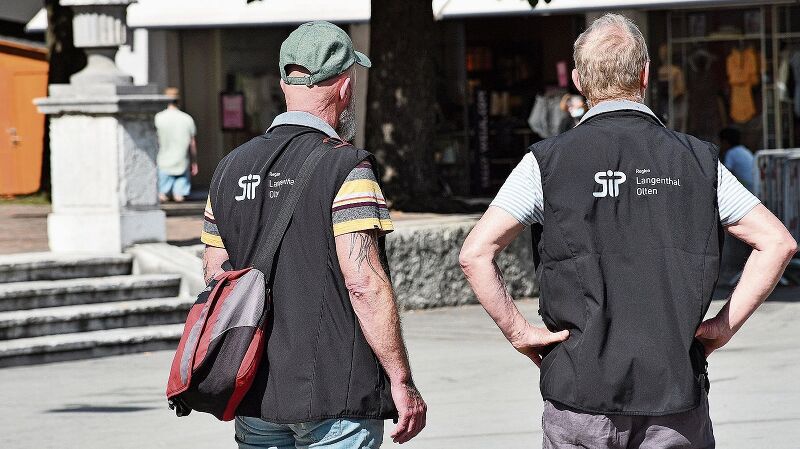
left=210, top=125, right=397, bottom=423
left=533, top=110, right=722, bottom=415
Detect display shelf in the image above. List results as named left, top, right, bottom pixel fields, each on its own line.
left=672, top=34, right=762, bottom=44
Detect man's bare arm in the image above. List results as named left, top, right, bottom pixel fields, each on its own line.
left=335, top=230, right=425, bottom=444
left=190, top=137, right=199, bottom=176
left=460, top=206, right=569, bottom=367
left=203, top=245, right=229, bottom=284
left=696, top=204, right=797, bottom=354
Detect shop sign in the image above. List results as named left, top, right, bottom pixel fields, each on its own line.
left=220, top=92, right=245, bottom=131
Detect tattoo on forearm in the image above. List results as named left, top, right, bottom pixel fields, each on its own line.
left=349, top=231, right=389, bottom=284
left=202, top=255, right=215, bottom=285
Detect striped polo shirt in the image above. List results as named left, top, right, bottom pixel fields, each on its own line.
left=492, top=100, right=761, bottom=227
left=201, top=112, right=392, bottom=248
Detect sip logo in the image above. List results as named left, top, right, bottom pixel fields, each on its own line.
left=593, top=170, right=626, bottom=198
left=234, top=174, right=261, bottom=201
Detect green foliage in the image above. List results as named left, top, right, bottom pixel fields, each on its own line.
left=0, top=192, right=51, bottom=205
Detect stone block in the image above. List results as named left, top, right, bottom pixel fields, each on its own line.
left=385, top=220, right=537, bottom=310
left=127, top=243, right=205, bottom=297
left=48, top=209, right=165, bottom=253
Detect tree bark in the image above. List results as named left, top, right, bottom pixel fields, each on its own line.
left=41, top=0, right=86, bottom=195
left=366, top=0, right=442, bottom=211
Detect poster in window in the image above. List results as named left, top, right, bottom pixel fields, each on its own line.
left=220, top=92, right=245, bottom=130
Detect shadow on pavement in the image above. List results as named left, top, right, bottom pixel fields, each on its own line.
left=45, top=405, right=157, bottom=413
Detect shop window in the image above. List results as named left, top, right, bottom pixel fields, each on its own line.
left=661, top=7, right=768, bottom=151
left=461, top=15, right=580, bottom=196
left=774, top=3, right=800, bottom=149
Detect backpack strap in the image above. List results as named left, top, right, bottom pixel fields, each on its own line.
left=251, top=138, right=333, bottom=285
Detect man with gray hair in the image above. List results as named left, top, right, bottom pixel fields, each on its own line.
left=461, top=13, right=795, bottom=448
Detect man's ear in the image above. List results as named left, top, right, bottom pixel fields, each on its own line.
left=339, top=75, right=352, bottom=103
left=641, top=60, right=651, bottom=91
left=571, top=69, right=583, bottom=94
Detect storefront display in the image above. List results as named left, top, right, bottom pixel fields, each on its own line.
left=463, top=14, right=579, bottom=195
left=653, top=4, right=800, bottom=151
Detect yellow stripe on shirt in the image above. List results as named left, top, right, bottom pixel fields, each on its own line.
left=333, top=179, right=385, bottom=204
left=333, top=218, right=394, bottom=237
left=201, top=231, right=224, bottom=248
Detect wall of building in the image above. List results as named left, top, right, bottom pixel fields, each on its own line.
left=147, top=29, right=182, bottom=93
left=116, top=28, right=150, bottom=85
left=179, top=29, right=223, bottom=187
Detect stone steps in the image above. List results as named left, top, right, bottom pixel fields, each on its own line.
left=0, top=324, right=184, bottom=368
left=0, top=297, right=193, bottom=340
left=0, top=252, right=132, bottom=283
left=0, top=250, right=192, bottom=368
left=0, top=274, right=182, bottom=312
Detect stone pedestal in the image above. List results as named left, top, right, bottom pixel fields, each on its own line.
left=36, top=0, right=172, bottom=253
left=36, top=84, right=171, bottom=253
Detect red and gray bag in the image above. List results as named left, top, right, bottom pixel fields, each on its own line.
left=166, top=141, right=330, bottom=421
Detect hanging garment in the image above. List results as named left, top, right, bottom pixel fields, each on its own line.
left=726, top=47, right=759, bottom=123
left=789, top=50, right=800, bottom=117
left=777, top=50, right=791, bottom=102
left=656, top=65, right=687, bottom=132
left=528, top=93, right=567, bottom=138
left=239, top=74, right=283, bottom=132
left=528, top=95, right=550, bottom=137
left=687, top=49, right=725, bottom=143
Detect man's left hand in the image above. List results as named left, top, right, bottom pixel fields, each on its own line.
left=191, top=162, right=199, bottom=176
left=510, top=323, right=570, bottom=367
left=695, top=315, right=733, bottom=356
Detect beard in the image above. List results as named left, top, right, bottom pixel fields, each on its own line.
left=336, top=93, right=357, bottom=143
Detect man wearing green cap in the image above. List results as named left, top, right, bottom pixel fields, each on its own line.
left=201, top=21, right=426, bottom=448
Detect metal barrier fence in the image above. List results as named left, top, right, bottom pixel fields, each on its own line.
left=754, top=149, right=800, bottom=243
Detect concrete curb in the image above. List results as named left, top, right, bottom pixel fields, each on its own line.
left=127, top=243, right=205, bottom=297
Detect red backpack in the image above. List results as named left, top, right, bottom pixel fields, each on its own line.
left=166, top=140, right=330, bottom=421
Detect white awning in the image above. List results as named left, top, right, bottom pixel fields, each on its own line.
left=26, top=0, right=370, bottom=32
left=127, top=0, right=370, bottom=29
left=435, top=0, right=787, bottom=19
left=0, top=0, right=41, bottom=25
left=25, top=0, right=790, bottom=32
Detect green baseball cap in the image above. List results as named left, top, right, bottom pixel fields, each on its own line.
left=279, top=21, right=371, bottom=86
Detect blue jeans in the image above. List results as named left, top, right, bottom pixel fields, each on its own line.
left=234, top=416, right=384, bottom=449
left=157, top=169, right=191, bottom=197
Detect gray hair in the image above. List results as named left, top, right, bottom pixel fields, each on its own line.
left=573, top=14, right=649, bottom=104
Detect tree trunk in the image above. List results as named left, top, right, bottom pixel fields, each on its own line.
left=40, top=0, right=86, bottom=195
left=367, top=0, right=444, bottom=211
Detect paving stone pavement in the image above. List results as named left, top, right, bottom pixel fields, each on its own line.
left=0, top=298, right=798, bottom=449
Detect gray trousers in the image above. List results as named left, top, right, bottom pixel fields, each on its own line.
left=542, top=398, right=714, bottom=449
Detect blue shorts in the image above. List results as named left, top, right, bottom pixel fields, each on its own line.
left=158, top=169, right=191, bottom=197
